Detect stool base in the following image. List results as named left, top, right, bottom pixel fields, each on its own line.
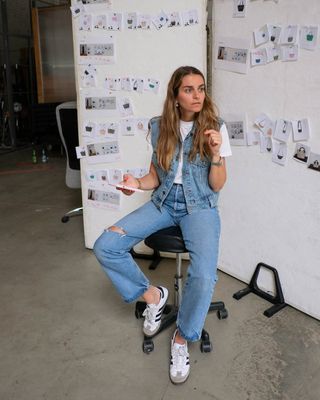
left=135, top=300, right=228, bottom=354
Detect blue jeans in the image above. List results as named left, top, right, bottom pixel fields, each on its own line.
left=93, top=184, right=221, bottom=342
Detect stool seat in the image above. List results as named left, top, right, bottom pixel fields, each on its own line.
left=144, top=226, right=187, bottom=253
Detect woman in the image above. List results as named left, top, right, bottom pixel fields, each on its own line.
left=94, top=66, right=232, bottom=384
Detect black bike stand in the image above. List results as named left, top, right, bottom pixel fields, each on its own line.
left=233, top=262, right=287, bottom=318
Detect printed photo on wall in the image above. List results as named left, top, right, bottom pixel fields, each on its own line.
left=215, top=37, right=250, bottom=74
left=273, top=119, right=292, bottom=142
left=292, top=119, right=310, bottom=142
left=85, top=96, right=117, bottom=111
left=293, top=143, right=311, bottom=164
left=233, top=0, right=247, bottom=18
left=152, top=11, right=169, bottom=30
left=307, top=152, right=320, bottom=172
left=224, top=114, right=247, bottom=145
left=272, top=141, right=287, bottom=166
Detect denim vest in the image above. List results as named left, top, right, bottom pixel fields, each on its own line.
left=150, top=116, right=222, bottom=214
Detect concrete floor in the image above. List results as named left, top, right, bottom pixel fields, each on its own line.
left=1, top=149, right=319, bottom=400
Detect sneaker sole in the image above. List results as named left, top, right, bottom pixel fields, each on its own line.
left=169, top=370, right=190, bottom=385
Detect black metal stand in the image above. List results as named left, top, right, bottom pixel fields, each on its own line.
left=233, top=262, right=287, bottom=318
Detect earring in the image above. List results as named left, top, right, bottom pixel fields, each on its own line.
left=175, top=102, right=179, bottom=108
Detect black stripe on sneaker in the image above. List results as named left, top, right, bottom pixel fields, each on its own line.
left=158, top=287, right=164, bottom=298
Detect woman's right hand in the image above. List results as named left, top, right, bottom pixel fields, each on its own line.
left=117, top=174, right=140, bottom=196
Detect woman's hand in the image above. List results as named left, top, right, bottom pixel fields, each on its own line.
left=117, top=174, right=139, bottom=196
left=204, top=129, right=222, bottom=157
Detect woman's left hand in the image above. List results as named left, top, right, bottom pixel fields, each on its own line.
left=204, top=129, right=222, bottom=156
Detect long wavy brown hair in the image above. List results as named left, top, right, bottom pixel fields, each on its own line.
left=156, top=66, right=220, bottom=171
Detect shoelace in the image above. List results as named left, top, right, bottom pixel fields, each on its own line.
left=142, top=304, right=158, bottom=322
left=172, top=345, right=189, bottom=370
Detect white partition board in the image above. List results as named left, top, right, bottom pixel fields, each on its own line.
left=71, top=1, right=207, bottom=249
left=213, top=0, right=320, bottom=319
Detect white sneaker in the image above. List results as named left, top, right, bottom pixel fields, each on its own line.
left=142, top=286, right=168, bottom=337
left=169, top=329, right=190, bottom=384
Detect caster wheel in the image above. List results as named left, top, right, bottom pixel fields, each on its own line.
left=200, top=341, right=212, bottom=353
left=217, top=308, right=228, bottom=320
left=61, top=216, right=69, bottom=223
left=143, top=339, right=154, bottom=354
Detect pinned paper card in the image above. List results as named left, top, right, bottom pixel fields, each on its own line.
left=135, top=118, right=149, bottom=134
left=83, top=121, right=96, bottom=137
left=293, top=143, right=311, bottom=164
left=82, top=0, right=112, bottom=5
left=233, top=0, right=247, bottom=18
left=70, top=4, right=85, bottom=18
left=251, top=48, right=267, bottom=66
left=182, top=9, right=199, bottom=26
left=292, top=119, right=310, bottom=142
left=85, top=96, right=117, bottom=111
left=268, top=25, right=282, bottom=44
left=121, top=77, right=134, bottom=91
left=254, top=113, right=275, bottom=136
left=108, top=168, right=123, bottom=185
left=87, top=186, right=121, bottom=211
left=80, top=70, right=97, bottom=88
left=259, top=133, right=273, bottom=153
left=215, top=37, right=250, bottom=74
left=272, top=142, right=287, bottom=166
left=281, top=44, right=299, bottom=62
left=96, top=122, right=119, bottom=139
left=307, top=152, right=320, bottom=172
left=86, top=170, right=99, bottom=182
left=224, top=114, right=247, bottom=145
left=247, top=130, right=260, bottom=146
left=86, top=139, right=120, bottom=164
left=137, top=14, right=152, bottom=30
left=76, top=146, right=87, bottom=158
left=121, top=118, right=136, bottom=136
left=152, top=11, right=168, bottom=30
left=132, top=78, right=145, bottom=93
left=167, top=12, right=182, bottom=28
left=105, top=77, right=121, bottom=91
left=280, top=25, right=299, bottom=45
left=79, top=14, right=92, bottom=31
left=144, top=78, right=160, bottom=94
left=273, top=119, right=292, bottom=142
left=300, top=26, right=318, bottom=51
left=107, top=12, right=122, bottom=30
left=118, top=98, right=134, bottom=117
left=93, top=14, right=107, bottom=30
left=254, top=25, right=269, bottom=46
left=79, top=35, right=115, bottom=64
left=124, top=12, right=137, bottom=29
left=265, top=45, right=281, bottom=63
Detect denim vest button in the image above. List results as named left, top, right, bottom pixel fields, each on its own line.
left=162, top=191, right=166, bottom=195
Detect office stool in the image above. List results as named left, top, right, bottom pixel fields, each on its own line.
left=135, top=226, right=228, bottom=354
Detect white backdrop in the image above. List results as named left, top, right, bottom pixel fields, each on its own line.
left=213, top=0, right=320, bottom=319
left=71, top=0, right=207, bottom=249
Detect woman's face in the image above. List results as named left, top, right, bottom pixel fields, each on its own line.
left=176, top=74, right=205, bottom=121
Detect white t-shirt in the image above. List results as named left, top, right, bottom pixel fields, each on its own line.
left=174, top=121, right=232, bottom=184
